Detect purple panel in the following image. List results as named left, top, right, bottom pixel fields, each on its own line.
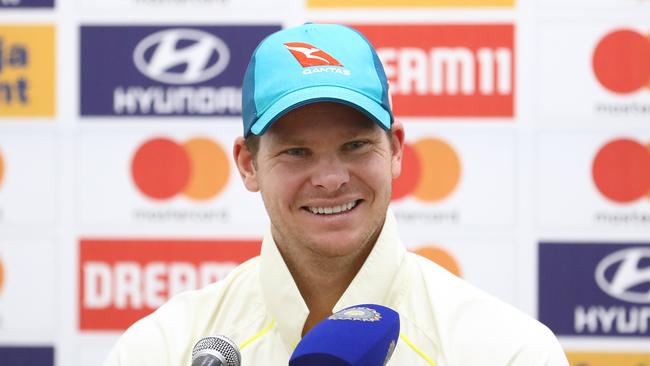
left=539, top=242, right=650, bottom=337
left=80, top=25, right=280, bottom=117
left=0, top=346, right=54, bottom=366
left=0, top=0, right=54, bottom=7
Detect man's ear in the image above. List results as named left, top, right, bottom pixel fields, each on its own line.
left=389, top=120, right=405, bottom=179
left=233, top=137, right=260, bottom=192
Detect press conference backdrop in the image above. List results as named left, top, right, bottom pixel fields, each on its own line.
left=0, top=0, right=649, bottom=365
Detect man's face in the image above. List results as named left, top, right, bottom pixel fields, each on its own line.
left=235, top=102, right=404, bottom=259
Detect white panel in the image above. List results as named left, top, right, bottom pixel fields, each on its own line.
left=0, top=240, right=56, bottom=340
left=537, top=131, right=650, bottom=232
left=392, top=123, right=516, bottom=231
left=402, top=237, right=517, bottom=306
left=0, top=132, right=57, bottom=227
left=76, top=122, right=268, bottom=237
left=536, top=22, right=650, bottom=122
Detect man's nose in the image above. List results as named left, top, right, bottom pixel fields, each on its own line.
left=310, top=155, right=350, bottom=191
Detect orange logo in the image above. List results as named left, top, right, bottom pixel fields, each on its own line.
left=0, top=257, right=4, bottom=295
left=413, top=245, right=462, bottom=277
left=284, top=42, right=343, bottom=67
left=592, top=138, right=650, bottom=203
left=592, top=29, right=650, bottom=94
left=392, top=138, right=461, bottom=202
left=131, top=137, right=230, bottom=201
left=0, top=149, right=4, bottom=189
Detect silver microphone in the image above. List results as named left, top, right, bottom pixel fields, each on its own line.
left=191, top=335, right=241, bottom=366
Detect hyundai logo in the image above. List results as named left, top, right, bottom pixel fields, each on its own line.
left=595, top=248, right=650, bottom=304
left=133, top=28, right=230, bottom=85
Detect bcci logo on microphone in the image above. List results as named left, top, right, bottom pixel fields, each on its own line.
left=79, top=239, right=261, bottom=331
left=539, top=242, right=650, bottom=337
left=80, top=25, right=279, bottom=117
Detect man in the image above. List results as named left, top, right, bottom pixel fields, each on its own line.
left=104, top=23, right=569, bottom=365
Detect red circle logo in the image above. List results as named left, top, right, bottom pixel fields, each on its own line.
left=392, top=138, right=461, bottom=202
left=131, top=137, right=230, bottom=201
left=592, top=138, right=650, bottom=203
left=592, top=29, right=650, bottom=94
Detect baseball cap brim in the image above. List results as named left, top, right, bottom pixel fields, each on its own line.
left=249, top=86, right=392, bottom=136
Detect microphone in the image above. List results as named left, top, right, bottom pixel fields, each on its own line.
left=190, top=335, right=241, bottom=366
left=289, top=304, right=400, bottom=366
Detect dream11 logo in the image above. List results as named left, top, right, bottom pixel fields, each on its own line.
left=353, top=24, right=514, bottom=117
left=79, top=239, right=261, bottom=330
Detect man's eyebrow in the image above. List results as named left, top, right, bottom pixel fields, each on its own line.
left=266, top=134, right=310, bottom=148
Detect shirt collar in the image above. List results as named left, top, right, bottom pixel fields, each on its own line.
left=259, top=210, right=406, bottom=350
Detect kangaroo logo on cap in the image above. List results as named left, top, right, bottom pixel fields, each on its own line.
left=284, top=42, right=343, bottom=67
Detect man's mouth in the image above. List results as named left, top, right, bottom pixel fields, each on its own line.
left=306, top=200, right=360, bottom=215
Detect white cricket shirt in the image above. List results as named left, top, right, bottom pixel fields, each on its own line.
left=103, top=212, right=569, bottom=366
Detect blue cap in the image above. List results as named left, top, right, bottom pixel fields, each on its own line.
left=242, top=23, right=393, bottom=137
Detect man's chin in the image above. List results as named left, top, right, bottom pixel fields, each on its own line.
left=304, top=233, right=374, bottom=258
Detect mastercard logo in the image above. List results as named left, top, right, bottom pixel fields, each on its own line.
left=131, top=137, right=230, bottom=201
left=413, top=246, right=462, bottom=277
left=592, top=138, right=650, bottom=204
left=592, top=29, right=650, bottom=94
left=392, top=138, right=461, bottom=202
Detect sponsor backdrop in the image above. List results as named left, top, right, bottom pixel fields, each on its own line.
left=0, top=0, right=648, bottom=365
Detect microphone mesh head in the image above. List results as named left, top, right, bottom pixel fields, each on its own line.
left=191, top=335, right=241, bottom=366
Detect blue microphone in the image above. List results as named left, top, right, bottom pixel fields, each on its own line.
left=289, top=304, right=400, bottom=366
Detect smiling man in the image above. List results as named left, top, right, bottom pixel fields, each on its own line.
left=104, top=23, right=569, bottom=366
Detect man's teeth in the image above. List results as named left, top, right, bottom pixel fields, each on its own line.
left=308, top=201, right=357, bottom=215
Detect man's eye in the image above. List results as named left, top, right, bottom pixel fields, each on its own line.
left=344, top=140, right=368, bottom=151
left=285, top=148, right=308, bottom=156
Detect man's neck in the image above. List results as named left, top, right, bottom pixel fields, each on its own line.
left=273, top=235, right=377, bottom=336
